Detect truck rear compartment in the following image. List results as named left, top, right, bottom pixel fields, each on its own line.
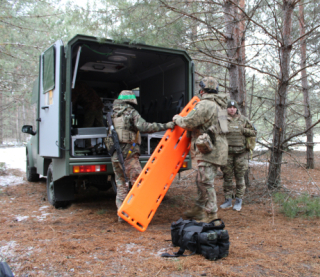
left=69, top=39, right=190, bottom=158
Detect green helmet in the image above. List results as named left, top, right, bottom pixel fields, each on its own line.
left=199, top=77, right=219, bottom=93
left=117, top=90, right=137, bottom=105
left=227, top=100, right=238, bottom=109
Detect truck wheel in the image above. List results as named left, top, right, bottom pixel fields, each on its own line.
left=26, top=154, right=39, bottom=182
left=111, top=175, right=117, bottom=193
left=46, top=163, right=69, bottom=208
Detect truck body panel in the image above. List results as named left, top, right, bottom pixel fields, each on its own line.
left=23, top=34, right=194, bottom=207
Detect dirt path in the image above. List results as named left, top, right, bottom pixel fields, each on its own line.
left=0, top=156, right=320, bottom=276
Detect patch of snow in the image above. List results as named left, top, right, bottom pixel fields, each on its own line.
left=118, top=243, right=145, bottom=254
left=0, top=241, right=17, bottom=258
left=0, top=147, right=26, bottom=172
left=15, top=215, right=29, bottom=221
left=0, top=176, right=24, bottom=187
left=39, top=206, right=49, bottom=210
left=35, top=213, right=52, bottom=221
left=249, top=161, right=268, bottom=166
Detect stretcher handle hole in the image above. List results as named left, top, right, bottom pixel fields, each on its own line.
left=156, top=194, right=162, bottom=203
left=158, top=145, right=163, bottom=153
left=165, top=135, right=169, bottom=141
left=151, top=158, right=156, bottom=163
left=127, top=194, right=134, bottom=204
left=136, top=222, right=143, bottom=229
left=121, top=211, right=129, bottom=218
left=175, top=161, right=181, bottom=169
left=145, top=168, right=150, bottom=174
left=174, top=131, right=185, bottom=149
left=137, top=179, right=143, bottom=187
left=182, top=152, right=186, bottom=157
left=164, top=184, right=168, bottom=190
left=148, top=210, right=153, bottom=219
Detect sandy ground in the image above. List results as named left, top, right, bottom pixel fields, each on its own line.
left=0, top=151, right=320, bottom=276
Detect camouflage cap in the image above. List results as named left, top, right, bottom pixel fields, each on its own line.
left=227, top=100, right=238, bottom=109
left=118, top=90, right=137, bottom=105
left=199, top=77, right=219, bottom=93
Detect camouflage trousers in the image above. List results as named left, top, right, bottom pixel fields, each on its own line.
left=220, top=152, right=248, bottom=199
left=112, top=153, right=142, bottom=209
left=194, top=161, right=218, bottom=214
left=83, top=110, right=104, bottom=148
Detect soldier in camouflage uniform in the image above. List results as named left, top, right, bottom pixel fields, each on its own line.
left=105, top=90, right=175, bottom=222
left=173, top=77, right=229, bottom=223
left=72, top=82, right=104, bottom=148
left=220, top=100, right=257, bottom=211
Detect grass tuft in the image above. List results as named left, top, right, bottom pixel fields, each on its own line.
left=274, top=192, right=320, bottom=218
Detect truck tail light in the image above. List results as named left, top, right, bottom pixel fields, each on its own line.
left=73, top=164, right=107, bottom=173
left=182, top=161, right=188, bottom=168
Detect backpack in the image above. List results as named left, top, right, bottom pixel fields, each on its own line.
left=161, top=218, right=230, bottom=261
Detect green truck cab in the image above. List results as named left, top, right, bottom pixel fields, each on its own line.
left=22, top=35, right=194, bottom=208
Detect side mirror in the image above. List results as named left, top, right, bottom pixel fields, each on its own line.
left=21, top=125, right=36, bottom=136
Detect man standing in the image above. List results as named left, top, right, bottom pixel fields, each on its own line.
left=173, top=77, right=229, bottom=223
left=105, top=90, right=175, bottom=222
left=220, top=100, right=257, bottom=211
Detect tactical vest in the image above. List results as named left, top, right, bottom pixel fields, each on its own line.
left=113, top=111, right=141, bottom=145
left=226, top=117, right=246, bottom=147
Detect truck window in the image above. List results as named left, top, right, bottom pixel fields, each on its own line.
left=43, top=45, right=55, bottom=93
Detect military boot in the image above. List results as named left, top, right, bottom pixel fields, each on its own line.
left=220, top=198, right=232, bottom=209
left=184, top=205, right=204, bottom=220
left=233, top=198, right=242, bottom=211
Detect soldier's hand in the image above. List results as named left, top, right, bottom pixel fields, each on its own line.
left=166, top=121, right=175, bottom=129
left=172, top=115, right=180, bottom=122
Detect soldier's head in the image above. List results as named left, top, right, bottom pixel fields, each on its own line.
left=227, top=100, right=238, bottom=116
left=117, top=90, right=138, bottom=105
left=199, top=77, right=219, bottom=95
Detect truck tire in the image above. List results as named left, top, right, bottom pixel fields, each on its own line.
left=46, top=163, right=70, bottom=208
left=26, top=154, right=39, bottom=182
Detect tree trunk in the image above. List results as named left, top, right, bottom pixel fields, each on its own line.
left=0, top=92, right=2, bottom=145
left=267, top=0, right=295, bottom=189
left=237, top=0, right=247, bottom=116
left=223, top=0, right=238, bottom=100
left=299, top=2, right=314, bottom=169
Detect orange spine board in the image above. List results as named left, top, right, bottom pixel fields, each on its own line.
left=118, top=96, right=200, bottom=232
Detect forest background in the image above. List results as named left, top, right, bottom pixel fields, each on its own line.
left=1, top=0, right=320, bottom=189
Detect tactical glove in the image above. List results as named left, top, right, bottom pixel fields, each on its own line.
left=165, top=121, right=175, bottom=129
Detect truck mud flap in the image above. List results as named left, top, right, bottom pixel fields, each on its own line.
left=118, top=96, right=200, bottom=232
left=54, top=177, right=75, bottom=201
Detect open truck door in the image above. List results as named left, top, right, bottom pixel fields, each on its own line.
left=38, top=40, right=64, bottom=158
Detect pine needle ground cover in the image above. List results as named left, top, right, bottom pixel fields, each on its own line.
left=0, top=152, right=319, bottom=276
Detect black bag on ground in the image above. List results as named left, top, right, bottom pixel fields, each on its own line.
left=0, top=262, right=14, bottom=277
left=161, top=218, right=230, bottom=261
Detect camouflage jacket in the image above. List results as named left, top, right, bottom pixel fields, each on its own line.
left=109, top=100, right=169, bottom=162
left=174, top=93, right=229, bottom=166
left=72, top=82, right=104, bottom=111
left=226, top=114, right=257, bottom=154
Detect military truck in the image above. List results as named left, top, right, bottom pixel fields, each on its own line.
left=22, top=34, right=194, bottom=208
